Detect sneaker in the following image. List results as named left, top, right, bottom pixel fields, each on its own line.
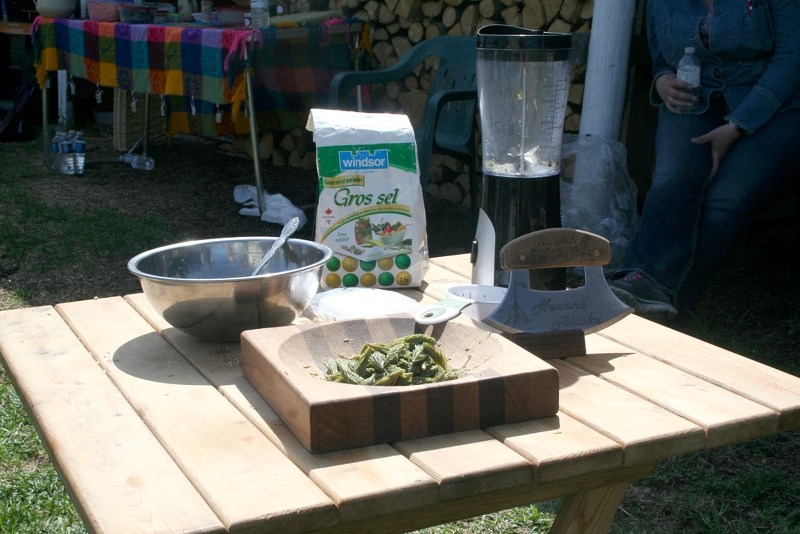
left=608, top=271, right=677, bottom=322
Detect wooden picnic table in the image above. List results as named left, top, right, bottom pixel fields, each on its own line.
left=1, top=253, right=799, bottom=533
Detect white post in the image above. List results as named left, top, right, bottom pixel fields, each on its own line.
left=565, top=0, right=637, bottom=264
left=578, top=0, right=636, bottom=140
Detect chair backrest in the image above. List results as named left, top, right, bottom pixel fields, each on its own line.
left=421, top=35, right=477, bottom=148
left=327, top=35, right=478, bottom=193
left=407, top=35, right=477, bottom=96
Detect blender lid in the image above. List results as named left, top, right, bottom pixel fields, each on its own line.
left=476, top=24, right=572, bottom=51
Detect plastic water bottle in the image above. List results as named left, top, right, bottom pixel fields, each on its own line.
left=250, top=0, right=270, bottom=27
left=73, top=131, right=86, bottom=176
left=677, top=46, right=701, bottom=113
left=120, top=153, right=156, bottom=171
left=50, top=131, right=64, bottom=172
left=59, top=132, right=75, bottom=175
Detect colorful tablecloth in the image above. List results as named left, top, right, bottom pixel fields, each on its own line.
left=32, top=17, right=357, bottom=135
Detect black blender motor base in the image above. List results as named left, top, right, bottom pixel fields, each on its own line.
left=472, top=173, right=566, bottom=290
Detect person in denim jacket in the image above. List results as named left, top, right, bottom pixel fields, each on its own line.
left=609, top=0, right=800, bottom=321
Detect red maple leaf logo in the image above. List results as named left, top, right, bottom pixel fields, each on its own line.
left=325, top=208, right=333, bottom=215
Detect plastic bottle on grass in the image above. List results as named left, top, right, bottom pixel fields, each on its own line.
left=59, top=132, right=74, bottom=175
left=677, top=46, right=701, bottom=113
left=50, top=131, right=64, bottom=172
left=120, top=153, right=156, bottom=171
left=73, top=131, right=86, bottom=176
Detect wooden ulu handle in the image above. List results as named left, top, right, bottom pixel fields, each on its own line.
left=499, top=228, right=611, bottom=270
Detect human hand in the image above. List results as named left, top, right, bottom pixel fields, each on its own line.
left=655, top=73, right=699, bottom=114
left=691, top=123, right=742, bottom=179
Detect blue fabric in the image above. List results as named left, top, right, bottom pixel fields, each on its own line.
left=620, top=99, right=800, bottom=310
left=621, top=0, right=800, bottom=312
left=646, top=0, right=800, bottom=134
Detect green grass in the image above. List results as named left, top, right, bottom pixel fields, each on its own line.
left=415, top=503, right=555, bottom=533
left=0, top=370, right=86, bottom=533
left=609, top=432, right=800, bottom=533
left=0, top=156, right=168, bottom=274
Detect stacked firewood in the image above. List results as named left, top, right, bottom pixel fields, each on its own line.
left=264, top=0, right=595, bottom=209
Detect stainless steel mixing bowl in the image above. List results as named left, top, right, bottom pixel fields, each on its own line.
left=128, top=237, right=332, bottom=342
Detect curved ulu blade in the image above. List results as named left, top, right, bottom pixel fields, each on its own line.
left=484, top=265, right=633, bottom=335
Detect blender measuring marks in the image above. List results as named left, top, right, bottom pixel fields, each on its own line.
left=484, top=229, right=632, bottom=335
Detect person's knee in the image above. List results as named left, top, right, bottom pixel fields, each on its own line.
left=704, top=181, right=761, bottom=220
left=647, top=169, right=705, bottom=199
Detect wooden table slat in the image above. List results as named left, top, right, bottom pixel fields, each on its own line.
left=126, top=292, right=643, bottom=517
left=127, top=294, right=444, bottom=524
left=552, top=360, right=707, bottom=465
left=419, top=259, right=480, bottom=303
left=309, top=462, right=658, bottom=534
left=575, top=335, right=781, bottom=448
left=55, top=297, right=339, bottom=533
left=393, top=429, right=534, bottom=502
left=0, top=306, right=224, bottom=534
left=429, top=254, right=474, bottom=282
left=487, top=411, right=625, bottom=483
left=599, top=314, right=800, bottom=431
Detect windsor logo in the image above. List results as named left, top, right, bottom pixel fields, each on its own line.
left=339, top=149, right=389, bottom=171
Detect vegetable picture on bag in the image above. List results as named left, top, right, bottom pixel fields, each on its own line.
left=307, top=109, right=429, bottom=290
left=347, top=217, right=409, bottom=251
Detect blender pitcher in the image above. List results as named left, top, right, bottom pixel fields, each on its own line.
left=471, top=25, right=572, bottom=288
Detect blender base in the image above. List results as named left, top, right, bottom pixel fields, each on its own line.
left=472, top=173, right=566, bottom=289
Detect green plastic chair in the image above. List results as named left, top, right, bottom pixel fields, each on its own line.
left=328, top=36, right=479, bottom=219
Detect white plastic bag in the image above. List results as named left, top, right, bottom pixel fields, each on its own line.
left=233, top=185, right=308, bottom=228
left=560, top=133, right=638, bottom=271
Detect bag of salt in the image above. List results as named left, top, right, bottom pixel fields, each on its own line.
left=306, top=109, right=429, bottom=290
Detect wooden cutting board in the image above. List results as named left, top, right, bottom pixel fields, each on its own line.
left=241, top=316, right=559, bottom=453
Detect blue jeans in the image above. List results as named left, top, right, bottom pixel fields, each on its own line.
left=620, top=102, right=800, bottom=311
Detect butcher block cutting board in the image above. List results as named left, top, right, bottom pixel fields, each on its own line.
left=241, top=316, right=559, bottom=453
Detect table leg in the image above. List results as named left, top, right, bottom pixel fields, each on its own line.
left=42, top=73, right=50, bottom=166
left=549, top=480, right=632, bottom=534
left=243, top=46, right=266, bottom=215
left=142, top=93, right=150, bottom=159
left=57, top=70, right=71, bottom=129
